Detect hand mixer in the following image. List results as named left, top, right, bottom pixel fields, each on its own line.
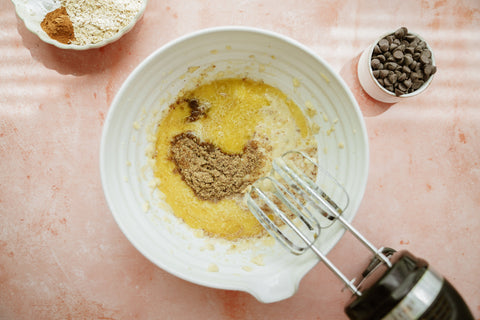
left=245, top=151, right=474, bottom=320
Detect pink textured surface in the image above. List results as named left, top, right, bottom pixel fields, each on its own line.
left=1, top=0, right=479, bottom=319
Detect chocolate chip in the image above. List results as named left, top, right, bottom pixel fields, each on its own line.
left=402, top=65, right=411, bottom=74
left=410, top=72, right=420, bottom=81
left=405, top=34, right=417, bottom=42
left=422, top=49, right=431, bottom=58
left=379, top=69, right=389, bottom=78
left=404, top=79, right=412, bottom=88
left=386, top=62, right=398, bottom=71
left=398, top=73, right=407, bottom=82
left=393, top=50, right=404, bottom=60
left=373, top=70, right=380, bottom=78
left=394, top=27, right=407, bottom=39
left=404, top=54, right=413, bottom=66
left=371, top=58, right=381, bottom=69
left=420, top=51, right=431, bottom=64
left=373, top=45, right=382, bottom=55
left=395, top=88, right=405, bottom=96
left=388, top=73, right=398, bottom=84
left=376, top=54, right=386, bottom=63
left=405, top=46, right=415, bottom=55
left=379, top=39, right=390, bottom=52
left=412, top=80, right=424, bottom=90
left=424, top=64, right=433, bottom=76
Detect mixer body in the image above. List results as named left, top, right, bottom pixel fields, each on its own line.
left=345, top=251, right=474, bottom=320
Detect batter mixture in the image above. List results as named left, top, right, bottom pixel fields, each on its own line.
left=152, top=78, right=317, bottom=240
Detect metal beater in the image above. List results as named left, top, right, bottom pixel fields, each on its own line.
left=245, top=151, right=473, bottom=320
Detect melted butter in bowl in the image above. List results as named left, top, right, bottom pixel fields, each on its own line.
left=151, top=78, right=317, bottom=240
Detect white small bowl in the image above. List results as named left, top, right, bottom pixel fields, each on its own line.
left=358, top=31, right=435, bottom=103
left=101, top=26, right=369, bottom=303
left=11, top=0, right=147, bottom=50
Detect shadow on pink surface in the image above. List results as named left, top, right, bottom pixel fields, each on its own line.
left=339, top=52, right=395, bottom=117
left=15, top=15, right=146, bottom=76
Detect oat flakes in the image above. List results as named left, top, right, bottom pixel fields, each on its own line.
left=61, top=0, right=143, bottom=45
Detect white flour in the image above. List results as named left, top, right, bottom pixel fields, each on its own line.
left=61, top=0, right=143, bottom=45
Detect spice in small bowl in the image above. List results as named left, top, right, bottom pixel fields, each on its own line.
left=13, top=0, right=147, bottom=50
left=40, top=6, right=75, bottom=44
left=357, top=27, right=437, bottom=103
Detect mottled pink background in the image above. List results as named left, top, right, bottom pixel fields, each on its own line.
left=1, top=0, right=479, bottom=319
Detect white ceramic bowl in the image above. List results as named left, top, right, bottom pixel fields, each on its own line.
left=100, top=26, right=369, bottom=303
left=11, top=0, right=147, bottom=50
left=358, top=31, right=435, bottom=103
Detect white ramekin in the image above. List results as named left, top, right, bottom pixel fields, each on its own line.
left=357, top=31, right=436, bottom=103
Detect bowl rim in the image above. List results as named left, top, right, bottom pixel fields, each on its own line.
left=11, top=0, right=148, bottom=50
left=100, top=25, right=370, bottom=302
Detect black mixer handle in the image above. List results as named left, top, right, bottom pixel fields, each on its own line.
left=345, top=251, right=474, bottom=320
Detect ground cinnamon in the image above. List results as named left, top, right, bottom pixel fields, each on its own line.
left=41, top=7, right=75, bottom=44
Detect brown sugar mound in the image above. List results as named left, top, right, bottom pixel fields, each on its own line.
left=170, top=132, right=264, bottom=201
